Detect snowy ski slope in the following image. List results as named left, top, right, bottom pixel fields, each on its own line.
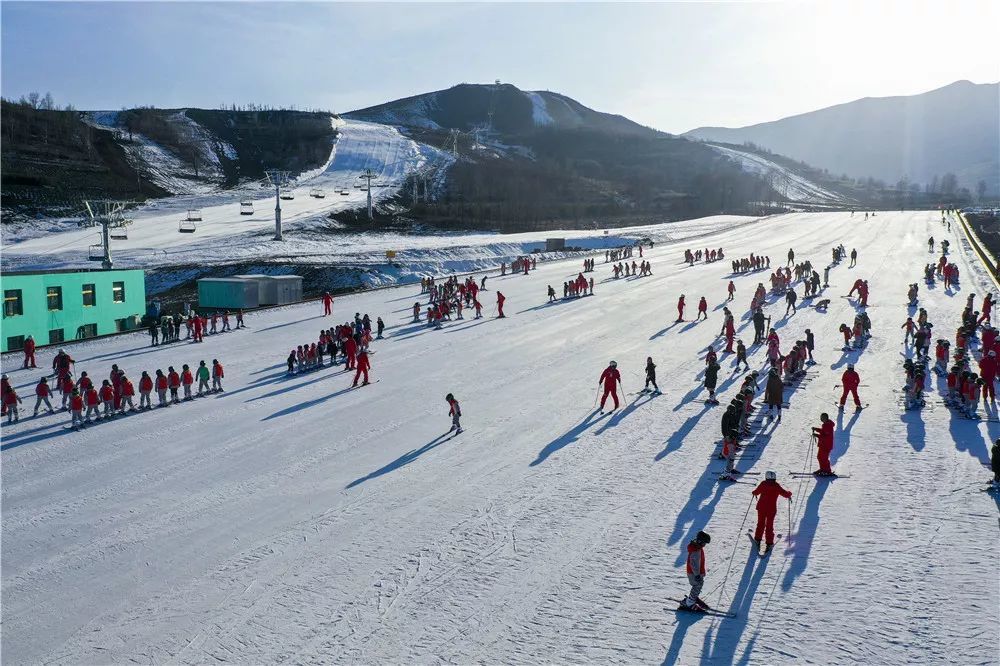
left=1, top=211, right=997, bottom=664
left=2, top=119, right=450, bottom=271
left=708, top=143, right=847, bottom=204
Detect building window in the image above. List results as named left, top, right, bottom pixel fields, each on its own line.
left=4, top=289, right=23, bottom=317
left=7, top=335, right=25, bottom=351
left=49, top=328, right=64, bottom=345
left=82, top=283, right=96, bottom=307
left=47, top=286, right=63, bottom=311
left=78, top=323, right=97, bottom=339
left=115, top=317, right=130, bottom=332
left=112, top=281, right=126, bottom=303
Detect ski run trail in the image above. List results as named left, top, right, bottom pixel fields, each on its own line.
left=2, top=210, right=997, bottom=665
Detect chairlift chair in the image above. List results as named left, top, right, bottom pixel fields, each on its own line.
left=88, top=244, right=105, bottom=261
left=340, top=190, right=350, bottom=196
left=310, top=188, right=326, bottom=199
left=179, top=219, right=197, bottom=233
left=186, top=209, right=203, bottom=222
left=109, top=226, right=128, bottom=240
left=279, top=190, right=295, bottom=200
left=240, top=200, right=254, bottom=215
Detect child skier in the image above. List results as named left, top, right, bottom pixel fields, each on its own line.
left=681, top=531, right=712, bottom=610
left=447, top=393, right=462, bottom=433
left=598, top=361, right=622, bottom=411
left=644, top=357, right=660, bottom=394
left=751, top=472, right=792, bottom=553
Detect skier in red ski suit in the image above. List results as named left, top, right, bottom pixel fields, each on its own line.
left=323, top=291, right=333, bottom=316
left=343, top=336, right=357, bottom=370
left=812, top=413, right=835, bottom=475
left=598, top=361, right=621, bottom=410
left=751, top=472, right=792, bottom=547
left=352, top=349, right=371, bottom=386
left=496, top=292, right=506, bottom=318
left=22, top=335, right=37, bottom=368
left=839, top=364, right=862, bottom=408
left=676, top=295, right=686, bottom=322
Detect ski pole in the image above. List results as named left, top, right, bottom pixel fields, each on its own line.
left=593, top=385, right=601, bottom=409
left=717, top=495, right=756, bottom=604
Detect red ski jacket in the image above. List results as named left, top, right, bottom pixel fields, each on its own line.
left=84, top=388, right=100, bottom=407
left=140, top=376, right=154, bottom=393
left=35, top=382, right=51, bottom=397
left=156, top=376, right=169, bottom=391
left=71, top=395, right=84, bottom=411
left=817, top=420, right=834, bottom=449
left=686, top=542, right=706, bottom=575
left=213, top=362, right=224, bottom=378
left=752, top=480, right=792, bottom=514
left=356, top=352, right=370, bottom=371
left=99, top=386, right=114, bottom=402
left=122, top=380, right=135, bottom=397
left=599, top=367, right=621, bottom=390
left=168, top=372, right=180, bottom=389
left=841, top=369, right=860, bottom=390
left=181, top=370, right=193, bottom=386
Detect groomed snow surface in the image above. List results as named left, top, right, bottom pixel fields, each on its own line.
left=2, top=211, right=997, bottom=664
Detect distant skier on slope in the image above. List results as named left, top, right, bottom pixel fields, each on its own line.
left=322, top=291, right=333, bottom=316
left=598, top=361, right=622, bottom=411
left=676, top=295, right=686, bottom=322
left=446, top=393, right=462, bottom=433
left=644, top=357, right=660, bottom=394
left=496, top=292, right=506, bottom=318
left=839, top=364, right=862, bottom=409
left=681, top=531, right=712, bottom=610
left=697, top=297, right=708, bottom=321
left=751, top=472, right=792, bottom=553
left=764, top=367, right=784, bottom=421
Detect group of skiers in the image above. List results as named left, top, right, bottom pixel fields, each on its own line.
left=551, top=273, right=594, bottom=300
left=149, top=310, right=245, bottom=346
left=611, top=260, right=652, bottom=279
left=501, top=256, right=536, bottom=275
left=730, top=253, right=770, bottom=274
left=2, top=351, right=225, bottom=427
left=684, top=247, right=725, bottom=265
left=581, top=258, right=597, bottom=272
left=605, top=246, right=637, bottom=263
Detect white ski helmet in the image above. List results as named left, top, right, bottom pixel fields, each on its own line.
left=765, top=471, right=777, bottom=481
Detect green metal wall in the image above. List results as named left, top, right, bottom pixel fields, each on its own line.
left=1, top=269, right=146, bottom=352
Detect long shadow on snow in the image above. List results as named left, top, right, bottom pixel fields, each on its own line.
left=515, top=297, right=587, bottom=315
left=830, top=405, right=861, bottom=465
left=947, top=400, right=993, bottom=466
left=530, top=410, right=609, bottom=467
left=781, top=479, right=832, bottom=591
left=253, top=315, right=324, bottom=333
left=899, top=406, right=926, bottom=452
left=656, top=404, right=713, bottom=461
left=0, top=421, right=69, bottom=451
left=661, top=611, right=703, bottom=666
left=346, top=432, right=452, bottom=489
left=246, top=370, right=340, bottom=403
left=261, top=384, right=358, bottom=420
left=698, top=550, right=771, bottom=665
left=668, top=465, right=745, bottom=554
left=650, top=321, right=684, bottom=340
left=593, top=393, right=655, bottom=435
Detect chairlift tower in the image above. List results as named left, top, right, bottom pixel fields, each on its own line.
left=264, top=170, right=292, bottom=240
left=359, top=168, right=377, bottom=220
left=83, top=200, right=133, bottom=270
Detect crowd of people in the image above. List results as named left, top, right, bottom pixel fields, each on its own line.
left=149, top=310, right=246, bottom=346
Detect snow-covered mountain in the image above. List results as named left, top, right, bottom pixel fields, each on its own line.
left=684, top=80, right=1000, bottom=193
left=2, top=210, right=996, bottom=664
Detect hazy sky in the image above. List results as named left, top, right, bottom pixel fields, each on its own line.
left=2, top=1, right=997, bottom=133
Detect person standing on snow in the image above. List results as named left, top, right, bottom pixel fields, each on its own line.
left=33, top=377, right=54, bottom=416
left=681, top=531, right=712, bottom=609
left=697, top=297, right=708, bottom=321
left=735, top=340, right=750, bottom=372
left=352, top=348, right=371, bottom=386
left=727, top=281, right=736, bottom=301
left=22, top=335, right=37, bottom=369
left=704, top=359, right=720, bottom=404
left=839, top=363, right=862, bottom=409
left=764, top=367, right=784, bottom=421
left=812, top=412, right=835, bottom=475
left=645, top=357, right=660, bottom=394
left=787, top=248, right=795, bottom=266
left=496, top=292, right=506, bottom=318
left=751, top=471, right=792, bottom=552
left=849, top=248, right=858, bottom=268
left=598, top=361, right=622, bottom=411
left=991, top=439, right=1000, bottom=483
left=676, top=295, right=686, bottom=322
left=196, top=361, right=211, bottom=395
left=212, top=359, right=225, bottom=392
left=784, top=288, right=797, bottom=316
left=447, top=393, right=462, bottom=433
left=323, top=291, right=333, bottom=316
left=376, top=317, right=385, bottom=339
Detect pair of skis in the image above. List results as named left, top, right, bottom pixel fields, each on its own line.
left=747, top=530, right=780, bottom=557
left=669, top=599, right=737, bottom=619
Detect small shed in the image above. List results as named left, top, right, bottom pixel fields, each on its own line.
left=270, top=275, right=303, bottom=305
left=197, top=278, right=259, bottom=310
left=232, top=275, right=270, bottom=304
left=545, top=238, right=566, bottom=252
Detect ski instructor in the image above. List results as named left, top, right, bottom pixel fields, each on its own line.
left=751, top=471, right=792, bottom=552
left=598, top=360, right=622, bottom=411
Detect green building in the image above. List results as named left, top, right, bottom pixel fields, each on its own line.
left=1, top=269, right=146, bottom=352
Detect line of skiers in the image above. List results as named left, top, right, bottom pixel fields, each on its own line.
left=611, top=260, right=652, bottom=278
left=500, top=256, right=536, bottom=275
left=149, top=310, right=245, bottom=346
left=684, top=247, right=725, bottom=265
left=582, top=258, right=596, bottom=272
left=605, top=247, right=635, bottom=262
left=550, top=273, right=595, bottom=300
left=730, top=253, right=769, bottom=274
